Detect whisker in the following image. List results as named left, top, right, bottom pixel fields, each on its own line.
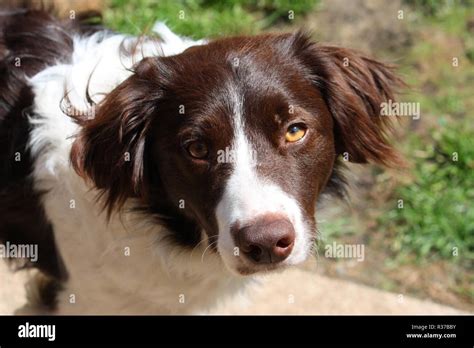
left=190, top=235, right=218, bottom=260
left=201, top=240, right=219, bottom=263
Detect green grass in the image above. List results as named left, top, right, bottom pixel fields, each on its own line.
left=381, top=122, right=474, bottom=265
left=104, top=0, right=318, bottom=38
left=377, top=3, right=474, bottom=266
left=405, top=0, right=474, bottom=17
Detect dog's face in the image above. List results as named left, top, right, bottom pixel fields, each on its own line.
left=71, top=33, right=402, bottom=275
left=148, top=38, right=336, bottom=275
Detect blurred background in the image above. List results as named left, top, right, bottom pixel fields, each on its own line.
left=4, top=0, right=473, bottom=312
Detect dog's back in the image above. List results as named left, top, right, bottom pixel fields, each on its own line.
left=0, top=8, right=101, bottom=302
left=0, top=8, right=69, bottom=278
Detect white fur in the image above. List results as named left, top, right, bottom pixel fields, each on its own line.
left=152, top=22, right=207, bottom=55
left=215, top=89, right=311, bottom=274
left=28, top=25, right=249, bottom=314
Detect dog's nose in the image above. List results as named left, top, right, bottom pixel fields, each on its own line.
left=235, top=216, right=295, bottom=264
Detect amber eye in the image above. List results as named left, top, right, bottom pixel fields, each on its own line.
left=186, top=141, right=209, bottom=159
left=285, top=124, right=307, bottom=143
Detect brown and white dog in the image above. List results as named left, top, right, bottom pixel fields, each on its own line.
left=0, top=8, right=403, bottom=314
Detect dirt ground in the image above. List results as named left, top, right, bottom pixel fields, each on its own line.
left=0, top=260, right=465, bottom=315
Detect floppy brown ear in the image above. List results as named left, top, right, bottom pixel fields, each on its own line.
left=294, top=33, right=405, bottom=167
left=70, top=58, right=161, bottom=216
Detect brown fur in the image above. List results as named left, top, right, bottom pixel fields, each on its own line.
left=70, top=31, right=404, bottom=249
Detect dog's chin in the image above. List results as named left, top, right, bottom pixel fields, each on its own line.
left=236, top=264, right=289, bottom=276
left=222, top=259, right=299, bottom=277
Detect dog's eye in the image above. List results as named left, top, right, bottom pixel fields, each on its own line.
left=285, top=124, right=307, bottom=143
left=186, top=141, right=209, bottom=159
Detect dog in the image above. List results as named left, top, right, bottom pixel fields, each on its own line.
left=0, top=7, right=403, bottom=314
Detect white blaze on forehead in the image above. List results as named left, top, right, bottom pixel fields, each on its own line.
left=215, top=88, right=311, bottom=268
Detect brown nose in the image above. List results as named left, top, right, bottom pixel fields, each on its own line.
left=234, top=216, right=295, bottom=264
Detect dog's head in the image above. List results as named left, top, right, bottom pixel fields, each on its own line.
left=71, top=32, right=402, bottom=275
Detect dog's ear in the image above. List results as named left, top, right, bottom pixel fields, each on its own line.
left=293, top=33, right=404, bottom=166
left=70, top=58, right=161, bottom=217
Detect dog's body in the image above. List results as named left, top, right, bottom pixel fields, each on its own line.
left=0, top=9, right=402, bottom=314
